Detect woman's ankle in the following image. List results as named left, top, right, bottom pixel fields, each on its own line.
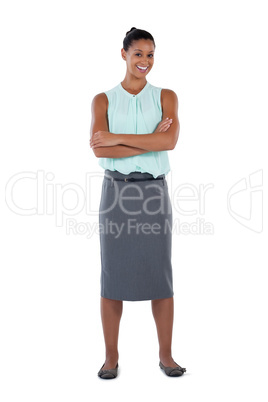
left=105, top=351, right=119, bottom=361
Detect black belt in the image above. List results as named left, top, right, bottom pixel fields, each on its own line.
left=104, top=176, right=164, bottom=182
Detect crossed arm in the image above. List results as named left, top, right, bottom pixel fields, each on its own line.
left=90, top=89, right=180, bottom=158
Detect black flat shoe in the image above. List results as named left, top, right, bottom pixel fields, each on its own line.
left=97, top=362, right=119, bottom=379
left=159, top=361, right=186, bottom=377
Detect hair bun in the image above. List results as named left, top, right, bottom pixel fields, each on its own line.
left=126, top=27, right=137, bottom=36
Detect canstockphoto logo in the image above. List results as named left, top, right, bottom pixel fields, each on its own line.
left=227, top=169, right=263, bottom=233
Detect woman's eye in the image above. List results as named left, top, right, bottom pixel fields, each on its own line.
left=135, top=53, right=154, bottom=57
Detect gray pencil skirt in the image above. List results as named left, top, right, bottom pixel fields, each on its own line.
left=99, top=169, right=174, bottom=301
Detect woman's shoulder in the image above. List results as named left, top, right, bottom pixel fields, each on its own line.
left=160, top=86, right=178, bottom=97
left=160, top=87, right=179, bottom=108
left=92, top=83, right=119, bottom=102
left=149, top=83, right=178, bottom=102
left=91, top=92, right=108, bottom=107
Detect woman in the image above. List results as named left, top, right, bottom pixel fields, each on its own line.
left=90, top=27, right=186, bottom=379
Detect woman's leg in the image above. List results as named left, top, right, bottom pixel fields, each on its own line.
left=151, top=297, right=178, bottom=367
left=100, top=296, right=123, bottom=369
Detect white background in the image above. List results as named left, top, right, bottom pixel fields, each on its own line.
left=1, top=0, right=267, bottom=401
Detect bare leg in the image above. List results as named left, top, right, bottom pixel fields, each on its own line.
left=100, top=296, right=123, bottom=369
left=151, top=297, right=178, bottom=367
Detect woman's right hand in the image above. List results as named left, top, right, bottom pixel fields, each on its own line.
left=154, top=117, right=173, bottom=133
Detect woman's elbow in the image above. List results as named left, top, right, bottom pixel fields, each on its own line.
left=167, top=136, right=177, bottom=150
left=170, top=138, right=178, bottom=150
left=91, top=148, right=102, bottom=158
left=170, top=131, right=179, bottom=150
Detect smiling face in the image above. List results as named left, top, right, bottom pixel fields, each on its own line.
left=121, top=39, right=155, bottom=77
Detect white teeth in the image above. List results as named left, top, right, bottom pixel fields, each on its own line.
left=137, top=66, right=148, bottom=70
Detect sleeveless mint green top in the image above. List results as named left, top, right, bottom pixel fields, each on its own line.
left=98, top=81, right=171, bottom=178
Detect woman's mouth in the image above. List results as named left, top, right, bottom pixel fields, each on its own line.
left=136, top=65, right=149, bottom=73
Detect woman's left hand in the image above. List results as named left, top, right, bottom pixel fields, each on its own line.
left=90, top=131, right=120, bottom=148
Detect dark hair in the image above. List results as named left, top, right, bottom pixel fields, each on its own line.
left=123, top=27, right=156, bottom=52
